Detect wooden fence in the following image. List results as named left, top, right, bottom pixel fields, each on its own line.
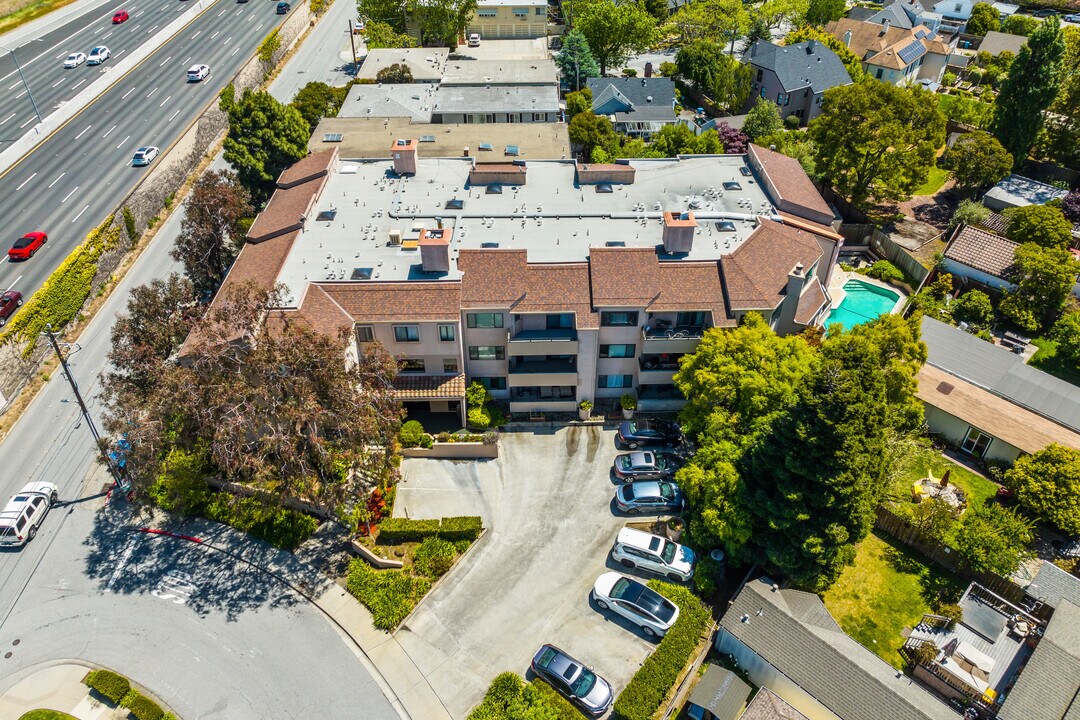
left=1021, top=159, right=1080, bottom=190
left=841, top=224, right=931, bottom=286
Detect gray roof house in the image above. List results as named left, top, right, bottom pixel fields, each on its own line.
left=432, top=85, right=559, bottom=124
left=586, top=77, right=677, bottom=136
left=685, top=665, right=751, bottom=720
left=716, top=577, right=956, bottom=720
left=996, top=600, right=1080, bottom=720
left=977, top=30, right=1027, bottom=56
left=337, top=83, right=437, bottom=123
left=1025, top=562, right=1080, bottom=611
left=983, top=173, right=1069, bottom=212
left=743, top=40, right=853, bottom=126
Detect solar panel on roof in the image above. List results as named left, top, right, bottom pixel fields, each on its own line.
left=322, top=133, right=343, bottom=142
left=915, top=27, right=929, bottom=39
left=419, top=135, right=436, bottom=142
left=478, top=143, right=494, bottom=151
left=898, top=39, right=926, bottom=64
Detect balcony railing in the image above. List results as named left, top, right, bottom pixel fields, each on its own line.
left=509, top=329, right=577, bottom=342
left=641, top=325, right=707, bottom=340
left=509, top=358, right=577, bottom=374
left=507, top=329, right=579, bottom=355
left=639, top=354, right=684, bottom=372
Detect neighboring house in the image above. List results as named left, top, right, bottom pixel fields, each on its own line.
left=741, top=689, right=810, bottom=720
left=930, top=0, right=973, bottom=33
left=337, top=83, right=437, bottom=123
left=863, top=0, right=948, bottom=33
left=684, top=665, right=750, bottom=720
left=716, top=577, right=957, bottom=720
left=990, top=1, right=1019, bottom=19
left=996, top=599, right=1080, bottom=720
left=941, top=224, right=1017, bottom=292
left=982, top=173, right=1069, bottom=212
left=742, top=40, right=853, bottom=126
left=432, top=84, right=559, bottom=123
left=586, top=77, right=677, bottom=137
left=440, top=58, right=557, bottom=87
left=355, top=48, right=448, bottom=84
left=466, top=0, right=547, bottom=39
left=917, top=316, right=1080, bottom=463
left=826, top=18, right=956, bottom=84
left=976, top=30, right=1027, bottom=56
left=1025, top=561, right=1080, bottom=612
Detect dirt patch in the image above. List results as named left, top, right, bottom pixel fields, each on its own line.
left=0, top=0, right=80, bottom=34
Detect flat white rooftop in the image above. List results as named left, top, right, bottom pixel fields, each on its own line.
left=275, top=156, right=778, bottom=306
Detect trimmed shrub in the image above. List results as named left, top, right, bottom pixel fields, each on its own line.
left=467, top=673, right=579, bottom=720
left=346, top=559, right=432, bottom=629
left=378, top=517, right=441, bottom=542
left=399, top=420, right=427, bottom=448
left=85, top=669, right=130, bottom=704
left=612, top=582, right=711, bottom=720
left=203, top=494, right=318, bottom=551
left=866, top=260, right=904, bottom=283
left=468, top=405, right=492, bottom=429
left=439, top=516, right=483, bottom=542
left=414, top=536, right=457, bottom=578
left=783, top=113, right=801, bottom=129
left=121, top=692, right=165, bottom=720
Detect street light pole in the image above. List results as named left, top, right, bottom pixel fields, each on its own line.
left=0, top=43, right=43, bottom=128
left=41, top=324, right=126, bottom=489
left=348, top=19, right=358, bottom=75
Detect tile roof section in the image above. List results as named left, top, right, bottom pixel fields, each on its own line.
left=281, top=283, right=355, bottom=339
left=247, top=150, right=336, bottom=244
left=743, top=40, right=853, bottom=94
left=721, top=221, right=823, bottom=310
left=996, top=600, right=1080, bottom=720
left=392, top=373, right=466, bottom=399
left=975, top=211, right=1010, bottom=235
left=944, top=225, right=1018, bottom=278
left=824, top=18, right=952, bottom=70
left=276, top=149, right=336, bottom=188
left=794, top=278, right=828, bottom=325
left=748, top=144, right=834, bottom=225
left=317, top=282, right=462, bottom=322
left=722, top=577, right=957, bottom=720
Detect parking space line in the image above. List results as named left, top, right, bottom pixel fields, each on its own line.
left=15, top=172, right=36, bottom=190
left=117, top=134, right=130, bottom=149
left=105, top=536, right=138, bottom=592
left=74, top=124, right=93, bottom=139
left=47, top=172, right=65, bottom=188
left=61, top=185, right=79, bottom=203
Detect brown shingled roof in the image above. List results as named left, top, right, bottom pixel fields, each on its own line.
left=277, top=148, right=336, bottom=189
left=247, top=150, right=336, bottom=244
left=283, top=284, right=355, bottom=338
left=944, top=225, right=1018, bottom=279
left=749, top=144, right=833, bottom=222
left=393, top=373, right=466, bottom=400
left=824, top=19, right=950, bottom=70
left=794, top=277, right=828, bottom=325
left=721, top=221, right=824, bottom=310
left=317, top=282, right=462, bottom=322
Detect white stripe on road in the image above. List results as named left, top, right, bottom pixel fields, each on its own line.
left=247, top=13, right=254, bottom=21
left=72, top=78, right=87, bottom=90
left=131, top=24, right=140, bottom=30
left=15, top=172, right=36, bottom=190
left=75, top=125, right=93, bottom=139
left=146, top=86, right=158, bottom=98
left=15, top=89, right=27, bottom=98
left=7, top=81, right=20, bottom=90
left=210, top=31, right=219, bottom=39
left=159, top=56, right=171, bottom=66
left=147, top=24, right=158, bottom=33
left=71, top=204, right=90, bottom=223
left=230, top=46, right=239, bottom=57
left=191, top=30, right=200, bottom=39
left=51, top=77, right=64, bottom=88
left=204, top=74, right=212, bottom=82
left=255, top=22, right=263, bottom=31
left=222, top=36, right=231, bottom=45
left=61, top=186, right=79, bottom=203
left=5, top=275, right=22, bottom=292
left=117, top=134, right=130, bottom=149
left=47, top=172, right=65, bottom=188
left=105, top=536, right=138, bottom=592
left=0, top=112, right=15, bottom=125
left=121, top=86, right=135, bottom=99
left=168, top=108, right=181, bottom=122
left=19, top=116, right=34, bottom=128
left=103, top=31, right=113, bottom=40
left=0, top=71, right=16, bottom=83
left=216, top=6, right=226, bottom=15
left=115, top=49, right=126, bottom=58
left=94, top=25, right=104, bottom=32
left=160, top=95, right=171, bottom=107
left=103, top=124, right=117, bottom=138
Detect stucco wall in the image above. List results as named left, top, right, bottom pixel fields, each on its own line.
left=922, top=404, right=1023, bottom=464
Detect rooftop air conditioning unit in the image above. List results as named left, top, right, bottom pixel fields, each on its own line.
left=388, top=229, right=402, bottom=246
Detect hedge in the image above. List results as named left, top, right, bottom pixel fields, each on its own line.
left=438, top=516, right=483, bottom=542
left=346, top=558, right=431, bottom=630
left=377, top=516, right=483, bottom=543
left=467, top=672, right=579, bottom=720
left=84, top=669, right=130, bottom=704
left=122, top=691, right=165, bottom=720
left=612, top=582, right=711, bottom=720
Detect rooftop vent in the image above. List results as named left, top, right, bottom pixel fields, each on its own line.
left=322, top=133, right=343, bottom=142
left=715, top=221, right=736, bottom=232
left=486, top=184, right=503, bottom=195
left=595, top=182, right=613, bottom=193
left=351, top=267, right=373, bottom=280
left=445, top=198, right=464, bottom=210
left=316, top=209, right=338, bottom=222
left=723, top=181, right=742, bottom=191
left=937, top=382, right=955, bottom=395
left=481, top=242, right=500, bottom=248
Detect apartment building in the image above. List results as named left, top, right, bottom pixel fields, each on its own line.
left=466, top=0, right=548, bottom=39
left=203, top=142, right=842, bottom=422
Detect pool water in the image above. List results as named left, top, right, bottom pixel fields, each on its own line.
left=825, top=280, right=901, bottom=331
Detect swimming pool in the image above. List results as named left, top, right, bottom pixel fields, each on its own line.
left=825, top=280, right=901, bottom=331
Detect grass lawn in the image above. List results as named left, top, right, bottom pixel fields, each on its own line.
left=914, top=167, right=950, bottom=196
left=0, top=0, right=81, bottom=35
left=1030, top=336, right=1080, bottom=387
left=822, top=532, right=965, bottom=669
left=19, top=711, right=78, bottom=720
left=897, top=448, right=999, bottom=510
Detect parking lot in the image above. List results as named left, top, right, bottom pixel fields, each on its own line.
left=394, top=426, right=658, bottom=718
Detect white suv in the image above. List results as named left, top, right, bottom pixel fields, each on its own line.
left=611, top=527, right=695, bottom=581
left=0, top=481, right=58, bottom=547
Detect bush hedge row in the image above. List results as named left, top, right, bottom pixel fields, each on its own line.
left=378, top=516, right=482, bottom=543
left=612, top=581, right=711, bottom=720
left=346, top=559, right=432, bottom=630
left=467, top=672, right=579, bottom=720
left=85, top=669, right=130, bottom=704
left=122, top=691, right=165, bottom=720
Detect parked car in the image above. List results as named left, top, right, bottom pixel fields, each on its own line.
left=617, top=419, right=683, bottom=449
left=352, top=18, right=365, bottom=31
left=62, top=52, right=87, bottom=68
left=530, top=645, right=613, bottom=716
left=276, top=1, right=290, bottom=13
left=468, top=33, right=480, bottom=47
left=187, top=64, right=209, bottom=82
left=612, top=450, right=679, bottom=481
left=0, top=481, right=58, bottom=547
left=131, top=146, right=159, bottom=166
left=591, top=572, right=679, bottom=637
left=0, top=291, right=24, bottom=327
left=1064, top=13, right=1080, bottom=21
left=611, top=527, right=695, bottom=581
left=614, top=480, right=685, bottom=515
left=112, top=10, right=129, bottom=22
left=87, top=46, right=110, bottom=65
left=8, top=231, right=47, bottom=260
left=1032, top=8, right=1057, bottom=16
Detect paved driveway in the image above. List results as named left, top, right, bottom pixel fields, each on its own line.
left=394, top=427, right=656, bottom=718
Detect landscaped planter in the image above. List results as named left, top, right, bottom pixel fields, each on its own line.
left=350, top=538, right=405, bottom=569
left=401, top=442, right=498, bottom=459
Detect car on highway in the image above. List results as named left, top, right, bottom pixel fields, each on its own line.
left=611, top=527, right=695, bottom=581
left=112, top=9, right=129, bottom=22
left=530, top=645, right=613, bottom=716
left=63, top=52, right=87, bottom=68
left=612, top=450, right=679, bottom=481
left=187, top=64, right=210, bottom=82
left=8, top=232, right=47, bottom=260
left=614, top=480, right=685, bottom=515
left=87, top=46, right=111, bottom=65
left=131, top=146, right=159, bottom=166
left=0, top=291, right=24, bottom=327
left=591, top=572, right=679, bottom=638
left=277, top=1, right=290, bottom=12
left=617, top=418, right=683, bottom=449
left=0, top=481, right=58, bottom=547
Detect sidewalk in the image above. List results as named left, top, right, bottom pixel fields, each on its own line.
left=0, top=663, right=128, bottom=719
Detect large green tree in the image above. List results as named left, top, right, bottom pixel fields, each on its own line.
left=669, top=0, right=749, bottom=51
left=220, top=87, right=310, bottom=205
left=941, top=130, right=1012, bottom=194
left=804, top=0, right=844, bottom=25
left=809, top=82, right=946, bottom=207
left=953, top=504, right=1033, bottom=576
left=358, top=0, right=407, bottom=31
left=1005, top=444, right=1080, bottom=536
left=1039, top=26, right=1080, bottom=168
left=1004, top=204, right=1073, bottom=249
left=575, top=0, right=660, bottom=75
left=675, top=39, right=751, bottom=112
left=742, top=98, right=783, bottom=141
left=755, top=0, right=808, bottom=30
left=1002, top=14, right=1038, bottom=36
left=998, top=242, right=1080, bottom=331
left=965, top=2, right=1000, bottom=36
left=362, top=20, right=417, bottom=48
left=991, top=17, right=1066, bottom=169
left=408, top=0, right=478, bottom=48
left=1053, top=311, right=1080, bottom=369
left=567, top=111, right=617, bottom=159
left=555, top=29, right=600, bottom=92
left=290, top=81, right=348, bottom=134
left=173, top=170, right=253, bottom=300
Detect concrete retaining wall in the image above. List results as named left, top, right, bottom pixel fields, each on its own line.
left=402, top=442, right=498, bottom=459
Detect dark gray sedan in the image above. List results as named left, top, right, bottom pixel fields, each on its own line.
left=614, top=480, right=685, bottom=515
left=530, top=644, right=613, bottom=716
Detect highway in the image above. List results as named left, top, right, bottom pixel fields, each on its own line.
left=0, top=0, right=190, bottom=145
left=0, top=0, right=288, bottom=318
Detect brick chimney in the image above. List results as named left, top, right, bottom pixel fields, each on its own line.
left=391, top=138, right=418, bottom=175
left=419, top=227, right=451, bottom=273
left=662, top=211, right=696, bottom=254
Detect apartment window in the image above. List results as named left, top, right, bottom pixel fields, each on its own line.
left=439, top=324, right=456, bottom=341
left=356, top=325, right=375, bottom=342
left=532, top=112, right=546, bottom=121
left=467, top=312, right=504, bottom=328
left=600, top=344, right=635, bottom=358
left=598, top=374, right=634, bottom=388
left=475, top=376, right=507, bottom=391
left=546, top=313, right=574, bottom=329
left=676, top=311, right=706, bottom=327
left=394, top=325, right=420, bottom=342
left=513, top=7, right=528, bottom=15
left=756, top=69, right=763, bottom=82
left=535, top=6, right=545, bottom=14
left=466, top=113, right=496, bottom=124
left=961, top=428, right=993, bottom=458
left=600, top=311, right=639, bottom=327
left=399, top=359, right=425, bottom=373
left=776, top=92, right=783, bottom=104
left=477, top=8, right=496, bottom=15
left=760, top=87, right=766, bottom=99
left=469, top=345, right=505, bottom=360
left=443, top=359, right=459, bottom=373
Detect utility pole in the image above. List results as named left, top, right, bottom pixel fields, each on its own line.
left=0, top=44, right=43, bottom=130
left=348, top=19, right=359, bottom=75
left=41, top=325, right=127, bottom=490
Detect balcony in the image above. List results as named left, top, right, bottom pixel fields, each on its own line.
left=507, top=329, right=579, bottom=356
left=639, top=353, right=684, bottom=384
left=637, top=383, right=686, bottom=412
left=508, top=357, right=578, bottom=387
left=641, top=325, right=707, bottom=354
left=509, top=386, right=577, bottom=413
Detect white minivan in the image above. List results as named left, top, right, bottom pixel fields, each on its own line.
left=610, top=526, right=696, bottom=581
left=0, top=481, right=58, bottom=547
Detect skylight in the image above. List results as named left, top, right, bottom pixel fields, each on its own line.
left=419, top=135, right=436, bottom=142
left=351, top=267, right=373, bottom=280
left=723, top=181, right=742, bottom=191
left=481, top=242, right=500, bottom=248
left=715, top=221, right=737, bottom=232
left=445, top=198, right=464, bottom=210
left=479, top=143, right=494, bottom=151
left=595, top=183, right=613, bottom=193
left=486, top=185, right=503, bottom=194
left=505, top=145, right=520, bottom=156
left=322, top=133, right=343, bottom=142
left=316, top=210, right=338, bottom=221
left=739, top=166, right=752, bottom=177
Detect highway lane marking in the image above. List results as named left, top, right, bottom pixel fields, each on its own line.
left=116, top=134, right=130, bottom=149
left=217, top=6, right=227, bottom=15
left=115, top=49, right=126, bottom=58
left=230, top=47, right=239, bottom=57
left=15, top=89, right=27, bottom=98
left=246, top=13, right=254, bottom=21
left=7, top=80, right=20, bottom=90
left=146, top=86, right=158, bottom=98
left=5, top=275, right=22, bottom=292
left=159, top=55, right=172, bottom=66
left=15, top=172, right=36, bottom=190
left=94, top=25, right=104, bottom=32
left=147, top=24, right=159, bottom=33
left=131, top=24, right=140, bottom=31
left=103, top=124, right=117, bottom=138
left=255, top=22, right=263, bottom=31
left=210, top=30, right=219, bottom=39
left=160, top=95, right=171, bottom=107
left=191, top=30, right=201, bottom=39
left=47, top=172, right=65, bottom=188
left=19, top=116, right=35, bottom=129
left=61, top=185, right=79, bottom=203
left=103, top=31, right=113, bottom=40
left=222, top=36, right=231, bottom=46
left=168, top=108, right=181, bottom=122
left=74, top=125, right=93, bottom=139
left=0, top=112, right=15, bottom=125
left=235, top=7, right=242, bottom=15
left=72, top=78, right=87, bottom=90
left=105, top=536, right=138, bottom=592
left=51, top=77, right=65, bottom=88
left=0, top=70, right=16, bottom=83
left=121, top=86, right=135, bottom=99
left=204, top=74, right=212, bottom=82
left=71, top=204, right=89, bottom=223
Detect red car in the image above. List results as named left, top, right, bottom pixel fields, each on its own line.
left=112, top=10, right=129, bottom=23
left=8, top=232, right=47, bottom=261
left=0, top=291, right=23, bottom=327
